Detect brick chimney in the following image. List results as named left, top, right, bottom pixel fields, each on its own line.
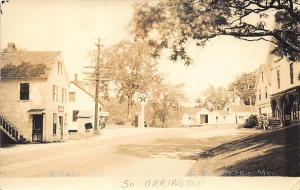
left=74, top=73, right=78, bottom=81
left=7, top=43, right=17, bottom=52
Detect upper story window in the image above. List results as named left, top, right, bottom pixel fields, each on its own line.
left=69, top=92, right=76, bottom=102
left=261, top=71, right=264, bottom=82
left=290, top=63, right=294, bottom=84
left=53, top=85, right=58, bottom=101
left=56, top=86, right=59, bottom=101
left=277, top=70, right=280, bottom=89
left=20, top=83, right=30, bottom=100
left=53, top=85, right=56, bottom=101
left=265, top=86, right=268, bottom=99
left=57, top=61, right=63, bottom=75
left=62, top=88, right=65, bottom=102
left=259, top=90, right=261, bottom=100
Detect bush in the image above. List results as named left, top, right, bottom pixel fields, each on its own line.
left=115, top=119, right=125, bottom=125
left=243, top=115, right=258, bottom=128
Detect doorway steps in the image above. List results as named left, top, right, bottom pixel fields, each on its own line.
left=0, top=115, right=27, bottom=144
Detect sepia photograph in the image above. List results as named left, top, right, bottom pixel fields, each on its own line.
left=0, top=0, right=299, bottom=189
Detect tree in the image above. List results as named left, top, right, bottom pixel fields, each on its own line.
left=149, top=83, right=185, bottom=128
left=106, top=40, right=160, bottom=119
left=131, top=0, right=300, bottom=64
left=228, top=71, right=257, bottom=105
left=195, top=85, right=230, bottom=111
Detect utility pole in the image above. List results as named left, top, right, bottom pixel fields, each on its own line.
left=83, top=37, right=112, bottom=134
left=94, top=38, right=101, bottom=134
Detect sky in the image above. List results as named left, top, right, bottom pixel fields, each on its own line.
left=0, top=0, right=272, bottom=105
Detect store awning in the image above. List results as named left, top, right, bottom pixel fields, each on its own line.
left=27, top=109, right=45, bottom=114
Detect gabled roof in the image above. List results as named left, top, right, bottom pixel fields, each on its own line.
left=214, top=110, right=231, bottom=115
left=226, top=104, right=257, bottom=113
left=0, top=51, right=61, bottom=79
left=181, top=107, right=199, bottom=116
left=254, top=44, right=275, bottom=91
left=71, top=80, right=104, bottom=106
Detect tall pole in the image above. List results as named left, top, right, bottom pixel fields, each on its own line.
left=140, top=103, right=145, bottom=128
left=178, top=103, right=181, bottom=127
left=94, top=38, right=101, bottom=133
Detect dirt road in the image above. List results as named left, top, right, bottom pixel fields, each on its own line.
left=0, top=126, right=257, bottom=177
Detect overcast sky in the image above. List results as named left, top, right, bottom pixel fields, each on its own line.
left=1, top=0, right=272, bottom=105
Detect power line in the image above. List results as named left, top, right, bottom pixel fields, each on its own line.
left=83, top=37, right=113, bottom=134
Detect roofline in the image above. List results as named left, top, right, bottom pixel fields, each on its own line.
left=0, top=77, right=48, bottom=80
left=270, top=85, right=300, bottom=97
left=71, top=81, right=104, bottom=106
left=254, top=65, right=262, bottom=93
left=1, top=51, right=64, bottom=80
left=0, top=51, right=61, bottom=54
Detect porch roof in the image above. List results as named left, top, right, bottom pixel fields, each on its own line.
left=27, top=109, right=45, bottom=114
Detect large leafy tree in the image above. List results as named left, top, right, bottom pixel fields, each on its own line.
left=228, top=71, right=257, bottom=105
left=131, top=0, right=300, bottom=64
left=195, top=85, right=230, bottom=111
left=106, top=40, right=160, bottom=119
left=149, top=83, right=185, bottom=127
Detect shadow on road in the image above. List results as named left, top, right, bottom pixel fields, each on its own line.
left=116, top=125, right=300, bottom=176
left=196, top=125, right=300, bottom=176
left=116, top=135, right=241, bottom=160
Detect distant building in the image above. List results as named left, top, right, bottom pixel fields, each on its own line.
left=182, top=104, right=256, bottom=126
left=67, top=75, right=105, bottom=134
left=0, top=43, right=69, bottom=143
left=255, top=49, right=300, bottom=126
left=181, top=107, right=199, bottom=127
left=224, top=104, right=257, bottom=124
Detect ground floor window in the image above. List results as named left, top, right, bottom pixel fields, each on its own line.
left=53, top=113, right=57, bottom=135
left=291, top=101, right=300, bottom=120
left=72, top=110, right=79, bottom=122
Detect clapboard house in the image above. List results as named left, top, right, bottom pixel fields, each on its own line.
left=67, top=75, right=105, bottom=134
left=255, top=47, right=300, bottom=126
left=0, top=43, right=69, bottom=143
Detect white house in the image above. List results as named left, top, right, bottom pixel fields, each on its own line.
left=224, top=104, right=257, bottom=125
left=181, top=107, right=199, bottom=127
left=0, top=43, right=69, bottom=143
left=187, top=90, right=256, bottom=126
left=67, top=77, right=106, bottom=134
left=254, top=48, right=274, bottom=117
left=195, top=108, right=237, bottom=125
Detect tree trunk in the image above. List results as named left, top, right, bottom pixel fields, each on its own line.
left=127, top=98, right=130, bottom=120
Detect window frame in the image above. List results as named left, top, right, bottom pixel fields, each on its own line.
left=62, top=88, right=65, bottom=102
left=265, top=86, right=268, bottom=99
left=290, top=63, right=294, bottom=84
left=277, top=70, right=280, bottom=89
left=53, top=85, right=56, bottom=101
left=53, top=113, right=57, bottom=135
left=20, top=83, right=30, bottom=100
left=69, top=92, right=76, bottom=102
left=72, top=110, right=79, bottom=122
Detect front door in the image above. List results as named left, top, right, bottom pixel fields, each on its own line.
left=59, top=116, right=63, bottom=140
left=200, top=114, right=208, bottom=124
left=32, top=114, right=43, bottom=142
